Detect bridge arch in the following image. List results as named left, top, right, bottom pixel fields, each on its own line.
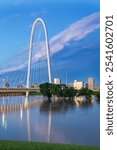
left=26, top=18, right=52, bottom=88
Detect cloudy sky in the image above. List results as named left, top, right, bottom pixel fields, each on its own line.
left=0, top=0, right=100, bottom=84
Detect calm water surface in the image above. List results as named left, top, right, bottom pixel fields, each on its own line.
left=0, top=96, right=100, bottom=146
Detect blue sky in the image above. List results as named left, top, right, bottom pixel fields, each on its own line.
left=0, top=0, right=100, bottom=85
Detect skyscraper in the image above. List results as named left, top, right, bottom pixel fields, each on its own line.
left=88, top=77, right=95, bottom=90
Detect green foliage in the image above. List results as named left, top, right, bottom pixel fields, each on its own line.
left=78, top=88, right=100, bottom=100
left=4, top=82, right=10, bottom=88
left=40, top=83, right=77, bottom=99
left=17, top=84, right=23, bottom=88
left=78, top=87, right=93, bottom=99
left=93, top=91, right=100, bottom=100
left=65, top=87, right=77, bottom=98
left=29, top=92, right=40, bottom=95
left=40, top=83, right=52, bottom=99
left=78, top=88, right=93, bottom=96
left=50, top=84, right=61, bottom=97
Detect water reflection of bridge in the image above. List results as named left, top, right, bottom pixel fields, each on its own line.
left=0, top=96, right=52, bottom=142
left=0, top=96, right=96, bottom=113
left=0, top=98, right=41, bottom=113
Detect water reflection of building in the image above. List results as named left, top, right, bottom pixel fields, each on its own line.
left=75, top=95, right=95, bottom=107
left=75, top=96, right=86, bottom=102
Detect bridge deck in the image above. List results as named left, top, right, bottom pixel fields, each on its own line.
left=0, top=88, right=40, bottom=93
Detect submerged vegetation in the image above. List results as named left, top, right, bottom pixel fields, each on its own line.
left=78, top=87, right=100, bottom=101
left=39, top=83, right=100, bottom=101
left=40, top=83, right=77, bottom=100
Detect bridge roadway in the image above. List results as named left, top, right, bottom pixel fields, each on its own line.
left=0, top=88, right=40, bottom=93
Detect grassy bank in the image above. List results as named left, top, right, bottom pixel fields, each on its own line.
left=29, top=91, right=40, bottom=95
left=0, top=141, right=99, bottom=150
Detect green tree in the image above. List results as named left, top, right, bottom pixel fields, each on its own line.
left=40, top=83, right=77, bottom=101
left=78, top=87, right=93, bottom=99
left=93, top=91, right=100, bottom=101
left=4, top=82, right=10, bottom=88
left=50, top=84, right=61, bottom=97
left=66, top=87, right=77, bottom=98
left=40, top=83, right=52, bottom=100
left=17, top=84, right=23, bottom=88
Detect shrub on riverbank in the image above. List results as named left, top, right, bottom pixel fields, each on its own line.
left=0, top=141, right=100, bottom=150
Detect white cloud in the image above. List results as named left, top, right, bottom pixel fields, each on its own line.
left=50, top=12, right=99, bottom=55
left=0, top=64, right=26, bottom=74
left=0, top=12, right=99, bottom=74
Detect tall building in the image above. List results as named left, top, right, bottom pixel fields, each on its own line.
left=84, top=83, right=88, bottom=88
left=73, top=80, right=83, bottom=90
left=54, top=78, right=61, bottom=84
left=88, top=77, right=95, bottom=90
left=94, top=84, right=100, bottom=91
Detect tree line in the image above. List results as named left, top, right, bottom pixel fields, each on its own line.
left=40, top=83, right=100, bottom=101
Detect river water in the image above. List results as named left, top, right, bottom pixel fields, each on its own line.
left=0, top=95, right=100, bottom=146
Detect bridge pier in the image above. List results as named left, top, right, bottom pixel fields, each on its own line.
left=25, top=94, right=29, bottom=108
left=26, top=91, right=29, bottom=99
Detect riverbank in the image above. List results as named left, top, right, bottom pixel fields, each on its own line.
left=0, top=141, right=99, bottom=150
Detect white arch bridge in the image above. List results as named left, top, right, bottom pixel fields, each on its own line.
left=0, top=18, right=52, bottom=95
